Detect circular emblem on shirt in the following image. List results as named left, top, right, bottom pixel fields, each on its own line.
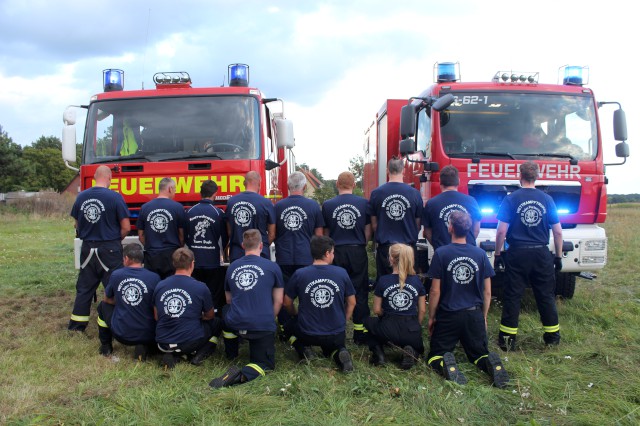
left=386, top=199, right=406, bottom=220
left=390, top=290, right=411, bottom=310
left=122, top=283, right=143, bottom=306
left=310, top=284, right=335, bottom=308
left=234, top=205, right=253, bottom=226
left=335, top=205, right=358, bottom=230
left=440, top=204, right=469, bottom=227
left=164, top=294, right=186, bottom=317
left=520, top=205, right=542, bottom=227
left=82, top=198, right=104, bottom=224
left=149, top=210, right=171, bottom=233
left=236, top=269, right=258, bottom=291
left=283, top=210, right=304, bottom=231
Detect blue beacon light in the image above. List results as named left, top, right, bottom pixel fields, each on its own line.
left=563, top=66, right=583, bottom=86
left=103, top=69, right=124, bottom=92
left=437, top=62, right=459, bottom=82
left=229, top=63, right=249, bottom=87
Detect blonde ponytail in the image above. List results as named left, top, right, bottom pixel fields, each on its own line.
left=389, top=244, right=415, bottom=290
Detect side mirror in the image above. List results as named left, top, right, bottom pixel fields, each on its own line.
left=432, top=94, right=455, bottom=112
left=400, top=104, right=416, bottom=138
left=613, top=108, right=627, bottom=141
left=275, top=118, right=295, bottom=149
left=399, top=138, right=416, bottom=156
left=615, top=141, right=629, bottom=158
left=62, top=107, right=77, bottom=163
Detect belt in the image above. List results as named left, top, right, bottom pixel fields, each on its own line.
left=464, top=305, right=481, bottom=311
left=509, top=245, right=546, bottom=249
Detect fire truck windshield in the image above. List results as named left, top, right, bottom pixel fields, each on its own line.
left=82, top=95, right=260, bottom=164
left=438, top=92, right=597, bottom=161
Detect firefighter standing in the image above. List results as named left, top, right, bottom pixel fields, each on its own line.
left=367, top=158, right=423, bottom=280
left=226, top=171, right=276, bottom=263
left=186, top=180, right=228, bottom=312
left=137, top=177, right=186, bottom=279
left=427, top=211, right=509, bottom=388
left=68, top=165, right=130, bottom=332
left=364, top=243, right=426, bottom=370
left=495, top=161, right=563, bottom=350
left=322, top=171, right=371, bottom=345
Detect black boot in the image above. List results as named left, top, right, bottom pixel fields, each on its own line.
left=190, top=342, right=217, bottom=366
left=370, top=345, right=386, bottom=366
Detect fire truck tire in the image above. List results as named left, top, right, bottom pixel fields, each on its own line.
left=555, top=272, right=576, bottom=299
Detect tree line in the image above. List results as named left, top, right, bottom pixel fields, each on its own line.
left=0, top=125, right=81, bottom=193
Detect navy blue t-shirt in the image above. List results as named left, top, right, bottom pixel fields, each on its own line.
left=105, top=266, right=160, bottom=342
left=71, top=186, right=129, bottom=241
left=375, top=274, right=426, bottom=316
left=153, top=275, right=213, bottom=344
left=224, top=255, right=284, bottom=332
left=423, top=191, right=481, bottom=250
left=186, top=199, right=227, bottom=269
left=137, top=198, right=186, bottom=254
left=226, top=191, right=276, bottom=262
left=285, top=264, right=356, bottom=335
left=322, top=194, right=370, bottom=246
left=367, top=182, right=423, bottom=244
left=275, top=195, right=325, bottom=265
left=497, top=188, right=559, bottom=247
left=427, top=243, right=495, bottom=312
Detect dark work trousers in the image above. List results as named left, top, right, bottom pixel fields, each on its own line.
left=334, top=245, right=370, bottom=326
left=276, top=264, right=305, bottom=327
left=96, top=301, right=155, bottom=347
left=192, top=267, right=227, bottom=314
left=499, top=247, right=559, bottom=338
left=69, top=240, right=123, bottom=331
left=375, top=243, right=418, bottom=280
left=364, top=314, right=424, bottom=354
left=283, top=316, right=347, bottom=361
left=144, top=248, right=177, bottom=280
left=157, top=318, right=222, bottom=355
left=427, top=308, right=488, bottom=366
left=221, top=304, right=276, bottom=382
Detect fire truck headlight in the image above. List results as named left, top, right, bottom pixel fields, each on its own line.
left=229, top=63, right=249, bottom=87
left=103, top=69, right=124, bottom=92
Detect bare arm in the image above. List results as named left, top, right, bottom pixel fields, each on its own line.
left=267, top=223, right=276, bottom=245
left=418, top=295, right=426, bottom=324
left=272, top=287, right=284, bottom=316
left=202, top=307, right=215, bottom=321
left=153, top=306, right=158, bottom=321
left=370, top=216, right=378, bottom=235
left=423, top=227, right=433, bottom=245
left=120, top=218, right=131, bottom=240
left=472, top=220, right=480, bottom=240
left=314, top=227, right=323, bottom=237
left=283, top=295, right=297, bottom=316
left=364, top=223, right=372, bottom=243
left=551, top=223, right=563, bottom=257
left=428, top=278, right=441, bottom=336
left=323, top=228, right=330, bottom=237
left=373, top=296, right=383, bottom=317
left=178, top=228, right=184, bottom=247
left=482, top=277, right=491, bottom=329
left=495, top=221, right=508, bottom=254
left=345, top=295, right=356, bottom=322
left=104, top=295, right=116, bottom=305
left=225, top=291, right=232, bottom=305
left=138, top=229, right=145, bottom=246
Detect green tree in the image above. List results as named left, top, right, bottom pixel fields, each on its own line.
left=349, top=154, right=364, bottom=190
left=311, top=179, right=338, bottom=205
left=21, top=136, right=78, bottom=192
left=0, top=126, right=28, bottom=192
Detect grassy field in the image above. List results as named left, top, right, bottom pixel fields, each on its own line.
left=1, top=205, right=639, bottom=425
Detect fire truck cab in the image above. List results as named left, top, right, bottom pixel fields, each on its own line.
left=62, top=64, right=296, bottom=268
left=364, top=62, right=629, bottom=298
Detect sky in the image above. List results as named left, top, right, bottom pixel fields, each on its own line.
left=0, top=0, right=638, bottom=194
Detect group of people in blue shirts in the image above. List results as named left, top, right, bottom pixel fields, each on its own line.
left=70, top=158, right=564, bottom=391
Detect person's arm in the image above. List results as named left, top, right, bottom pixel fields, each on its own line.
left=153, top=306, right=158, bottom=321
left=323, top=227, right=330, bottom=237
left=120, top=218, right=131, bottom=240
left=428, top=278, right=441, bottom=336
left=104, top=296, right=116, bottom=305
left=267, top=223, right=276, bottom=244
left=314, top=227, right=323, bottom=237
left=364, top=223, right=372, bottom=243
left=472, top=220, right=481, bottom=240
left=415, top=217, right=421, bottom=231
left=482, top=277, right=491, bottom=330
left=272, top=287, right=284, bottom=316
left=495, top=221, right=508, bottom=254
left=225, top=291, right=232, bottom=305
left=552, top=223, right=563, bottom=257
left=138, top=229, right=145, bottom=246
left=417, top=295, right=426, bottom=324
left=372, top=296, right=383, bottom=317
left=423, top=227, right=433, bottom=246
left=283, top=294, right=297, bottom=316
left=202, top=307, right=215, bottom=321
left=345, top=295, right=356, bottom=322
left=178, top=227, right=185, bottom=247
left=370, top=216, right=378, bottom=235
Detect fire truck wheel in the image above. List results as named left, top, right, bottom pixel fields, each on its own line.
left=555, top=272, right=576, bottom=299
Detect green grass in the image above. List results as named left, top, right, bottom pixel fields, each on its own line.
left=1, top=206, right=639, bottom=425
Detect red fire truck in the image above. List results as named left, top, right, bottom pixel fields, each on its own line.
left=363, top=63, right=629, bottom=298
left=62, top=64, right=296, bottom=267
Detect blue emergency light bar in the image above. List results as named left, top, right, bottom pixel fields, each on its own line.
left=103, top=69, right=124, bottom=92
left=435, top=62, right=459, bottom=82
left=562, top=65, right=587, bottom=86
left=229, top=63, right=249, bottom=87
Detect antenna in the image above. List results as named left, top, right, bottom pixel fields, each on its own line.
left=141, top=8, right=151, bottom=89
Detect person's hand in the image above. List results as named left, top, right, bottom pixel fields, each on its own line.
left=554, top=257, right=563, bottom=272
left=428, top=318, right=435, bottom=336
left=494, top=254, right=506, bottom=272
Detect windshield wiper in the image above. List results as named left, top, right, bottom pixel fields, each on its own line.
left=514, top=152, right=576, bottom=161
left=90, top=154, right=152, bottom=164
left=158, top=152, right=223, bottom=162
left=448, top=151, right=517, bottom=160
